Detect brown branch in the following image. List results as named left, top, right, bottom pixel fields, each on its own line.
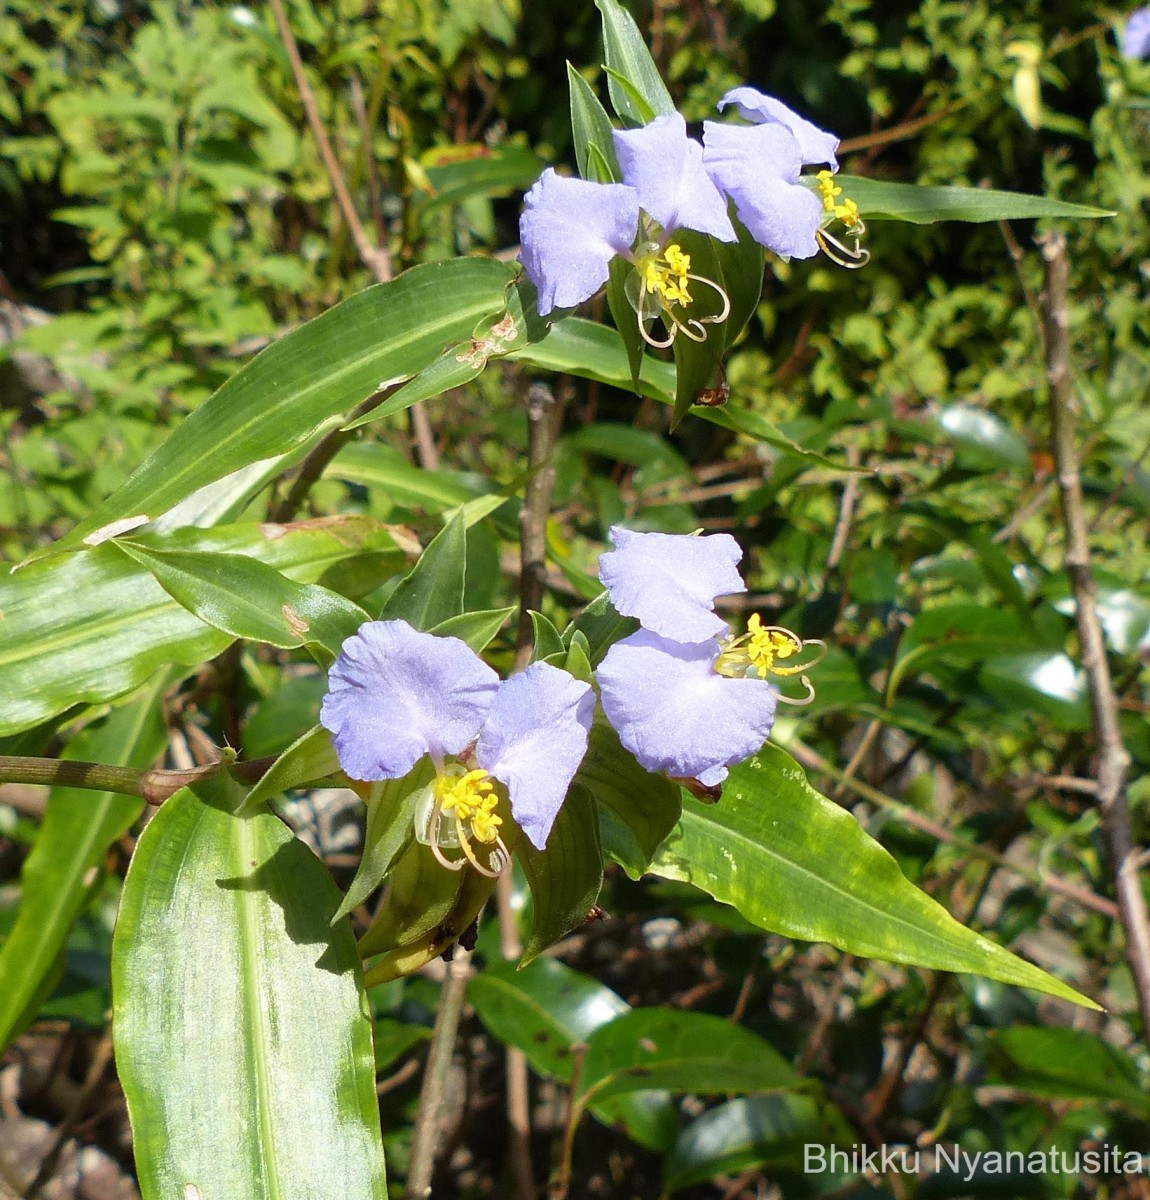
left=0, top=753, right=279, bottom=806
left=515, top=381, right=565, bottom=669
left=405, top=946, right=473, bottom=1200
left=1040, top=232, right=1150, bottom=1034
left=267, top=0, right=441, bottom=471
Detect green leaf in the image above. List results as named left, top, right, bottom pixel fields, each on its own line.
left=568, top=63, right=621, bottom=182
left=668, top=230, right=731, bottom=428
left=33, top=259, right=518, bottom=560
left=651, top=744, right=1098, bottom=1008
left=241, top=724, right=341, bottom=813
left=0, top=519, right=397, bottom=737
left=594, top=0, right=674, bottom=123
left=579, top=1008, right=802, bottom=1106
left=430, top=606, right=515, bottom=652
left=114, top=541, right=370, bottom=657
left=509, top=318, right=845, bottom=465
left=935, top=403, right=1031, bottom=469
left=529, top=610, right=567, bottom=661
left=665, top=1095, right=856, bottom=1194
left=0, top=685, right=168, bottom=1051
left=470, top=958, right=628, bottom=1084
left=838, top=175, right=1114, bottom=224
left=576, top=714, right=681, bottom=878
left=989, top=1027, right=1150, bottom=1114
left=468, top=958, right=676, bottom=1150
left=563, top=590, right=639, bottom=666
left=378, top=510, right=467, bottom=629
left=113, top=776, right=387, bottom=1199
left=517, top=782, right=604, bottom=963
left=335, top=759, right=436, bottom=923
left=331, top=442, right=490, bottom=513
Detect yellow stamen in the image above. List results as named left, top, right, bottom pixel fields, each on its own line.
left=714, top=618, right=827, bottom=706
left=627, top=241, right=732, bottom=349
left=817, top=170, right=842, bottom=212
left=419, top=766, right=508, bottom=877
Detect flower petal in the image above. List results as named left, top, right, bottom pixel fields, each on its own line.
left=613, top=113, right=736, bottom=242
left=717, top=86, right=840, bottom=168
left=475, top=663, right=595, bottom=850
left=597, top=631, right=778, bottom=782
left=519, top=169, right=639, bottom=316
left=598, top=526, right=745, bottom=643
left=321, top=620, right=498, bottom=781
left=1124, top=7, right=1150, bottom=58
left=703, top=122, right=824, bottom=259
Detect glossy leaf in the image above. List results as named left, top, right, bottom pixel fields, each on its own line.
left=576, top=714, right=682, bottom=878
left=430, top=606, right=515, bottom=652
left=468, top=958, right=675, bottom=1149
left=839, top=175, right=1114, bottom=223
left=594, top=0, right=674, bottom=123
left=665, top=1095, right=856, bottom=1194
left=0, top=685, right=168, bottom=1051
left=517, top=782, right=604, bottom=963
left=509, top=317, right=844, bottom=463
left=334, top=758, right=436, bottom=922
left=0, top=519, right=398, bottom=737
left=331, top=441, right=489, bottom=513
left=568, top=63, right=621, bottom=182
left=35, top=258, right=518, bottom=559
left=563, top=589, right=639, bottom=666
left=936, top=404, right=1031, bottom=469
left=579, top=1008, right=802, bottom=1107
left=652, top=744, right=1098, bottom=1008
left=377, top=510, right=467, bottom=630
left=470, top=958, right=627, bottom=1084
left=113, top=775, right=387, bottom=1199
left=241, top=724, right=340, bottom=813
left=114, top=540, right=370, bottom=655
left=989, top=1026, right=1150, bottom=1114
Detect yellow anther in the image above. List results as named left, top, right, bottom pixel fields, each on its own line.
left=639, top=242, right=693, bottom=308
left=746, top=614, right=802, bottom=676
left=817, top=169, right=842, bottom=211
left=833, top=197, right=861, bottom=229
left=436, top=768, right=494, bottom=823
left=627, top=240, right=731, bottom=349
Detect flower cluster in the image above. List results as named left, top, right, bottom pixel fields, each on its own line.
left=321, top=621, right=594, bottom=874
left=595, top=528, right=824, bottom=787
left=519, top=87, right=863, bottom=343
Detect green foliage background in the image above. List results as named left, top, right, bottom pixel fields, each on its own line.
left=1, top=0, right=1148, bottom=1196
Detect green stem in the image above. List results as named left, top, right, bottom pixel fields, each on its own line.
left=0, top=754, right=278, bottom=806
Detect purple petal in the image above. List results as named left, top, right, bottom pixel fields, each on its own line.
left=717, top=86, right=840, bottom=168
left=519, top=169, right=639, bottom=316
left=1123, top=7, right=1150, bottom=58
left=475, top=663, right=595, bottom=850
left=321, top=620, right=498, bottom=781
left=613, top=113, right=736, bottom=242
left=598, top=526, right=745, bottom=643
left=597, top=631, right=778, bottom=782
left=703, top=122, right=823, bottom=260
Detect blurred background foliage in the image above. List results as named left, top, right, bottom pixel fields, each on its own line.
left=2, top=0, right=1149, bottom=1196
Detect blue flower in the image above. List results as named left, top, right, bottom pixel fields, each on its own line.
left=595, top=528, right=823, bottom=785
left=1123, top=7, right=1150, bottom=58
left=321, top=620, right=594, bottom=865
left=519, top=93, right=853, bottom=328
left=716, top=87, right=840, bottom=169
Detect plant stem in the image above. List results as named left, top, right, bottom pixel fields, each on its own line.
left=0, top=754, right=277, bottom=806
left=1041, top=232, right=1150, bottom=1034
left=515, top=381, right=565, bottom=669
left=405, top=946, right=473, bottom=1200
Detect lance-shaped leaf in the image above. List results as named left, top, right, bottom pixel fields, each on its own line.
left=838, top=175, right=1113, bottom=223
left=652, top=743, right=1098, bottom=1008
left=594, top=0, right=675, bottom=124
left=0, top=518, right=401, bottom=737
left=31, top=258, right=518, bottom=561
left=113, top=541, right=370, bottom=658
left=112, top=774, right=387, bottom=1200
left=0, top=684, right=169, bottom=1052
